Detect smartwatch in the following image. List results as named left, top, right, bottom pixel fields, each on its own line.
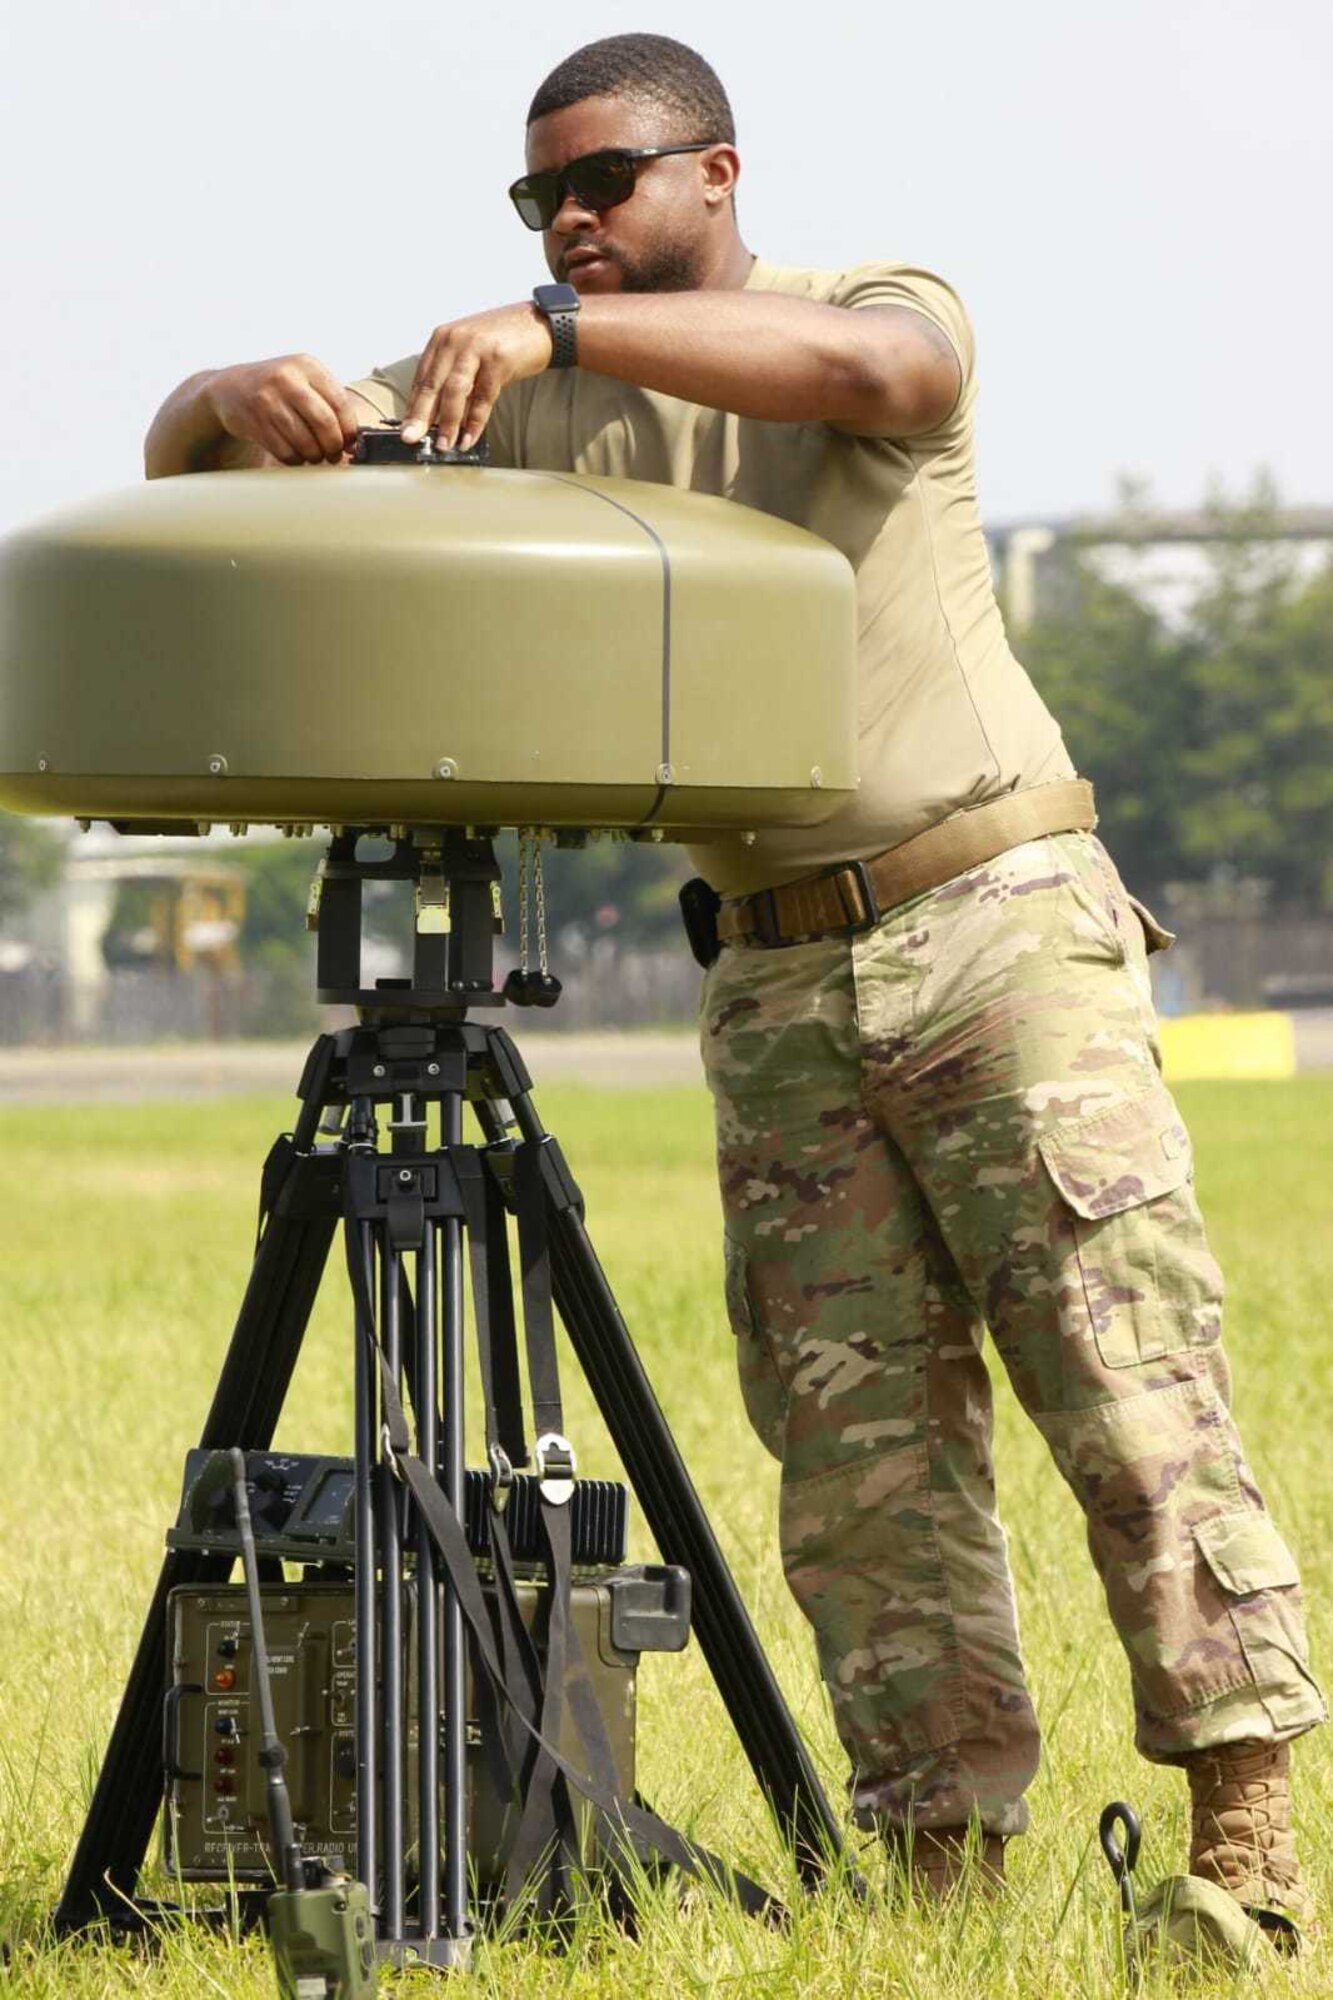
left=532, top=282, right=581, bottom=369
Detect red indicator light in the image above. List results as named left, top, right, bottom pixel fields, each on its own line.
left=213, top=1668, right=237, bottom=1691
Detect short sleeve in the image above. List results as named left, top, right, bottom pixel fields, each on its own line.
left=346, top=354, right=520, bottom=466
left=347, top=355, right=416, bottom=421
left=827, top=262, right=975, bottom=392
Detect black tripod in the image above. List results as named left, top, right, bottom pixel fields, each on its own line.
left=54, top=828, right=847, bottom=1962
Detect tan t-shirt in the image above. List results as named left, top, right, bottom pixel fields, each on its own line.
left=351, top=257, right=1073, bottom=895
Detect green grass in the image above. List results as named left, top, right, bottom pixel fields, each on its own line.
left=1, top=1074, right=1331, bottom=1996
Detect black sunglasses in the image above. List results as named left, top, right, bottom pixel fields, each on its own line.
left=508, top=144, right=713, bottom=231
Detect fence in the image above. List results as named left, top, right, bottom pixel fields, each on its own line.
left=4, top=917, right=1332, bottom=1048
left=0, top=945, right=705, bottom=1047
left=1150, top=908, right=1333, bottom=1013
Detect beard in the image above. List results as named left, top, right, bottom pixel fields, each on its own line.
left=562, top=236, right=704, bottom=293
left=615, top=239, right=705, bottom=293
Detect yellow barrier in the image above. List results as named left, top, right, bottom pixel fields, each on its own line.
left=1158, top=1011, right=1297, bottom=1082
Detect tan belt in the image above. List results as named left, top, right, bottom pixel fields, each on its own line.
left=716, top=779, right=1098, bottom=947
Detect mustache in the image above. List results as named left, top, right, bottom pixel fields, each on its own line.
left=558, top=241, right=620, bottom=277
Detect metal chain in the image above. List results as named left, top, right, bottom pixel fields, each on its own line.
left=516, top=829, right=531, bottom=974
left=534, top=837, right=549, bottom=977
left=515, top=828, right=550, bottom=981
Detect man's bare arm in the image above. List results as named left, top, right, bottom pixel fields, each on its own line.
left=575, top=295, right=960, bottom=436
left=144, top=358, right=381, bottom=478
left=399, top=292, right=962, bottom=454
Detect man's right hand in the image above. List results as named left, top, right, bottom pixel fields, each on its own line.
left=203, top=354, right=362, bottom=466
left=145, top=355, right=370, bottom=478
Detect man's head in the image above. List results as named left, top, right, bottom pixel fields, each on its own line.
left=520, top=34, right=743, bottom=294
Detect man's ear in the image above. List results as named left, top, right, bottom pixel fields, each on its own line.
left=702, top=143, right=740, bottom=206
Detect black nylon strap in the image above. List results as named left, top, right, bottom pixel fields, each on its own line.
left=486, top=1505, right=543, bottom=1788
left=342, top=1185, right=413, bottom=1461
left=513, top=1140, right=563, bottom=1438
left=504, top=1501, right=577, bottom=1906
left=561, top=1616, right=622, bottom=1803
left=459, top=1157, right=528, bottom=1467
left=484, top=1168, right=529, bottom=1466
left=396, top=1262, right=421, bottom=1421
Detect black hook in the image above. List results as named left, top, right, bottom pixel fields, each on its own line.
left=1099, top=1800, right=1142, bottom=1918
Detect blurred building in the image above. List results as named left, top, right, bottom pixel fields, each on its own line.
left=989, top=503, right=1333, bottom=631
left=3, top=827, right=245, bottom=1042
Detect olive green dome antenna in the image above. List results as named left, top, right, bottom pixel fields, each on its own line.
left=0, top=433, right=856, bottom=837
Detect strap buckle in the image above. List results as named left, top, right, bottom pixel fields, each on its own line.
left=831, top=858, right=880, bottom=935
left=745, top=858, right=881, bottom=948
left=533, top=1430, right=577, bottom=1507
left=487, top=1443, right=515, bottom=1513
left=748, top=888, right=782, bottom=948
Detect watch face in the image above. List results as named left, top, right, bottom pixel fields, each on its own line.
left=533, top=283, right=581, bottom=314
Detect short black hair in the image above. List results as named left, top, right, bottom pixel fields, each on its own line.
left=527, top=33, right=735, bottom=144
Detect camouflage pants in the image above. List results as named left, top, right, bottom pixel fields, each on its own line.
left=701, top=832, right=1324, bottom=1836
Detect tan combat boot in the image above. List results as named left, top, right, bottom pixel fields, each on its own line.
left=886, top=1826, right=1006, bottom=1901
left=1187, top=1739, right=1313, bottom=1948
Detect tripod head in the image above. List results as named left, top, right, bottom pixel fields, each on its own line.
left=312, top=827, right=506, bottom=1012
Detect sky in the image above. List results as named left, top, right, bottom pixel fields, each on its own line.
left=0, top=0, right=1329, bottom=538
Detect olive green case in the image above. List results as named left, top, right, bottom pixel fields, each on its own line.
left=163, top=1579, right=638, bottom=1889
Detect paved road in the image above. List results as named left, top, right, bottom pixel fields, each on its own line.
left=0, top=1032, right=705, bottom=1105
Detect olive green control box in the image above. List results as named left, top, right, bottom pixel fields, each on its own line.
left=164, top=1580, right=639, bottom=1886
left=0, top=468, right=858, bottom=837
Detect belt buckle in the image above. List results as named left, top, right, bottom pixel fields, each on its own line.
left=833, top=859, right=880, bottom=935
left=749, top=889, right=783, bottom=948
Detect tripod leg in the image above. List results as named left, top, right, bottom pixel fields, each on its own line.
left=353, top=1222, right=381, bottom=1906
left=55, top=1176, right=337, bottom=1931
left=488, top=1071, right=846, bottom=1887
left=415, top=1219, right=441, bottom=1940
left=439, top=1094, right=470, bottom=1942
left=378, top=1231, right=407, bottom=1935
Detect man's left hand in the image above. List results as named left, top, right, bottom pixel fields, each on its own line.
left=400, top=304, right=552, bottom=451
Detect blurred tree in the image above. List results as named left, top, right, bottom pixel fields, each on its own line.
left=1022, top=562, right=1198, bottom=900
left=1178, top=486, right=1333, bottom=907
left=235, top=837, right=323, bottom=950
left=229, top=838, right=321, bottom=1035
left=0, top=811, right=63, bottom=924
left=1022, top=482, right=1333, bottom=911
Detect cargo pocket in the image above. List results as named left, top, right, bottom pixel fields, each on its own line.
left=1126, top=893, right=1176, bottom=955
left=1092, top=843, right=1176, bottom=956
left=1193, top=1512, right=1323, bottom=1731
left=723, top=1234, right=787, bottom=1460
left=1038, top=1082, right=1223, bottom=1368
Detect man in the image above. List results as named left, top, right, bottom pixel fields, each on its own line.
left=145, top=33, right=1323, bottom=1935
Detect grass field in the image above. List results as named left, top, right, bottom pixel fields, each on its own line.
left=1, top=1073, right=1330, bottom=1997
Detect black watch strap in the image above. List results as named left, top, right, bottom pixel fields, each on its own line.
left=532, top=283, right=581, bottom=370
